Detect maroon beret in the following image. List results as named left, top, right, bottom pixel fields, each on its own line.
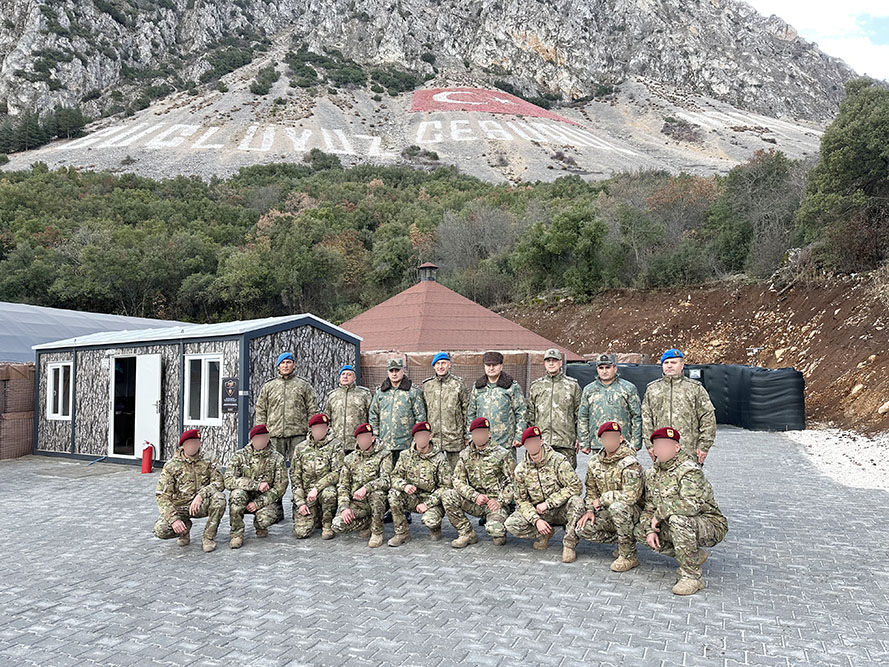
left=249, top=424, right=269, bottom=439
left=521, top=425, right=542, bottom=445
left=597, top=421, right=622, bottom=438
left=411, top=421, right=431, bottom=436
left=469, top=417, right=491, bottom=432
left=178, top=428, right=201, bottom=447
left=354, top=422, right=373, bottom=437
left=308, top=413, right=330, bottom=428
left=650, top=426, right=680, bottom=443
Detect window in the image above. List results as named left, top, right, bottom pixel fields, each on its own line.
left=184, top=355, right=222, bottom=425
left=47, top=362, right=73, bottom=420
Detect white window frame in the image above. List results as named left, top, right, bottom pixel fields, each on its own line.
left=46, top=361, right=73, bottom=421
left=183, top=354, right=223, bottom=426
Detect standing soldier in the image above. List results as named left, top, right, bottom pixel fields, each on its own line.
left=332, top=423, right=393, bottom=548
left=505, top=426, right=583, bottom=561
left=153, top=429, right=226, bottom=553
left=387, top=422, right=452, bottom=547
left=368, top=357, right=427, bottom=463
left=635, top=427, right=728, bottom=595
left=324, top=363, right=372, bottom=453
left=527, top=349, right=581, bottom=468
left=642, top=349, right=716, bottom=465
left=578, top=353, right=643, bottom=454
left=290, top=413, right=344, bottom=540
left=423, top=352, right=470, bottom=471
left=442, top=417, right=515, bottom=548
left=573, top=422, right=643, bottom=570
left=466, top=351, right=526, bottom=457
left=224, top=424, right=289, bottom=549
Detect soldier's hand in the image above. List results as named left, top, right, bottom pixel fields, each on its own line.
left=189, top=495, right=202, bottom=516
left=475, top=493, right=489, bottom=506
left=342, top=508, right=355, bottom=524
left=486, top=499, right=500, bottom=512
left=646, top=531, right=660, bottom=550
left=696, top=449, right=708, bottom=464
left=650, top=516, right=660, bottom=531
left=512, top=440, right=522, bottom=448
left=535, top=502, right=548, bottom=514
left=298, top=503, right=311, bottom=516
left=172, top=519, right=188, bottom=534
left=577, top=511, right=595, bottom=528
left=258, top=482, right=271, bottom=493
left=246, top=501, right=258, bottom=513
left=535, top=519, right=553, bottom=536
left=417, top=503, right=428, bottom=513
left=647, top=448, right=656, bottom=462
left=307, top=488, right=319, bottom=502
left=353, top=486, right=368, bottom=500
left=592, top=499, right=602, bottom=511
left=581, top=447, right=591, bottom=455
left=574, top=440, right=580, bottom=453
left=404, top=484, right=417, bottom=495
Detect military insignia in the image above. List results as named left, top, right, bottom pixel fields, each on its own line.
left=484, top=419, right=489, bottom=427
left=534, top=427, right=540, bottom=435
left=612, top=422, right=619, bottom=430
left=667, top=429, right=674, bottom=438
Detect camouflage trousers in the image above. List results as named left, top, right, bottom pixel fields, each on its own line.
left=228, top=489, right=281, bottom=538
left=442, top=449, right=464, bottom=472
left=292, top=486, right=338, bottom=538
left=575, top=501, right=641, bottom=557
left=331, top=490, right=388, bottom=536
left=153, top=492, right=226, bottom=540
left=553, top=446, right=578, bottom=469
left=271, top=435, right=302, bottom=464
left=505, top=495, right=584, bottom=546
left=634, top=513, right=728, bottom=580
left=441, top=488, right=508, bottom=538
left=388, top=489, right=445, bottom=534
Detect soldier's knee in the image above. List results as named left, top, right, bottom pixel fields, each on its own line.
left=321, top=486, right=337, bottom=500
left=331, top=517, right=346, bottom=533
left=667, top=514, right=695, bottom=529
left=504, top=512, right=525, bottom=534
left=230, top=489, right=249, bottom=505
left=292, top=523, right=313, bottom=539
left=387, top=489, right=402, bottom=505
left=369, top=490, right=386, bottom=503
left=153, top=519, right=174, bottom=539
left=441, top=489, right=460, bottom=508
left=209, top=492, right=226, bottom=510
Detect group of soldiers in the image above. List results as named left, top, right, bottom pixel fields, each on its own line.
left=153, top=347, right=728, bottom=595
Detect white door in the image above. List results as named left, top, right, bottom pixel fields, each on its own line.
left=134, top=354, right=162, bottom=457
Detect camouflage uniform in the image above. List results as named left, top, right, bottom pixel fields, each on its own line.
left=635, top=457, right=728, bottom=581
left=466, top=373, right=527, bottom=455
left=255, top=371, right=319, bottom=462
left=368, top=377, right=427, bottom=458
left=423, top=372, right=470, bottom=470
left=388, top=442, right=452, bottom=535
left=332, top=443, right=393, bottom=537
left=576, top=444, right=643, bottom=558
left=224, top=443, right=289, bottom=538
left=505, top=444, right=583, bottom=545
left=289, top=432, right=344, bottom=537
left=443, top=441, right=515, bottom=539
left=641, top=375, right=716, bottom=460
left=527, top=372, right=581, bottom=468
left=324, top=383, right=372, bottom=452
left=154, top=447, right=226, bottom=542
left=578, top=377, right=643, bottom=451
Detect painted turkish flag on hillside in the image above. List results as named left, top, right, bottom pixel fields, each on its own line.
left=411, top=88, right=580, bottom=126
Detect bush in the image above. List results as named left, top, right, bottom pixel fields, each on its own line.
left=250, top=64, right=280, bottom=95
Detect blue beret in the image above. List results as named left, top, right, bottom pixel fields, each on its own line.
left=276, top=352, right=295, bottom=366
left=432, top=352, right=450, bottom=365
left=339, top=364, right=355, bottom=375
left=659, top=349, right=684, bottom=364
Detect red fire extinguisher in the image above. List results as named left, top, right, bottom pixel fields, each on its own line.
left=141, top=441, right=156, bottom=474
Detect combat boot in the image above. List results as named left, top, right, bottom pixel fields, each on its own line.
left=202, top=537, right=217, bottom=552
left=451, top=532, right=478, bottom=549
left=388, top=531, right=412, bottom=547
left=255, top=527, right=269, bottom=538
left=676, top=549, right=709, bottom=576
left=492, top=536, right=506, bottom=546
left=561, top=543, right=577, bottom=563
left=611, top=554, right=639, bottom=572
left=533, top=534, right=551, bottom=551
left=368, top=533, right=384, bottom=548
left=672, top=577, right=706, bottom=595
left=359, top=528, right=372, bottom=539
left=176, top=532, right=190, bottom=547
left=230, top=536, right=243, bottom=549
left=429, top=527, right=442, bottom=541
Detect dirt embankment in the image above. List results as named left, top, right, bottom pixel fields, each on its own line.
left=498, top=275, right=889, bottom=433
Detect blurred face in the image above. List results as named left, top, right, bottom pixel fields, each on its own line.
left=340, top=370, right=356, bottom=386
left=597, top=364, right=617, bottom=382
left=388, top=367, right=404, bottom=383
left=471, top=428, right=490, bottom=448
left=599, top=430, right=623, bottom=454
left=182, top=438, right=201, bottom=457
left=279, top=359, right=295, bottom=375
left=310, top=423, right=329, bottom=441
left=485, top=363, right=502, bottom=379
left=434, top=359, right=451, bottom=376
left=252, top=433, right=270, bottom=451
left=662, top=358, right=684, bottom=377
left=356, top=432, right=375, bottom=451
left=523, top=436, right=543, bottom=457
left=544, top=358, right=562, bottom=374
left=414, top=430, right=432, bottom=449
left=652, top=437, right=681, bottom=462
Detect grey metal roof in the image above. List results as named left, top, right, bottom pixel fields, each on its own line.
left=32, top=313, right=361, bottom=351
left=1, top=301, right=184, bottom=363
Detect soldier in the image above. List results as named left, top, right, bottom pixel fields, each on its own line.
left=573, top=421, right=643, bottom=570
left=442, top=417, right=516, bottom=548
left=527, top=349, right=581, bottom=468
left=422, top=352, right=470, bottom=471
left=635, top=427, right=728, bottom=595
left=290, top=413, right=344, bottom=540
left=369, top=358, right=427, bottom=464
left=387, top=421, right=452, bottom=547
left=323, top=363, right=372, bottom=453
left=641, top=349, right=716, bottom=464
left=332, top=423, right=393, bottom=548
left=578, top=353, right=643, bottom=454
left=224, top=424, right=289, bottom=549
left=505, top=426, right=583, bottom=561
left=466, top=351, right=526, bottom=457
left=153, top=429, right=226, bottom=553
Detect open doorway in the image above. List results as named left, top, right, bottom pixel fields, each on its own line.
left=112, top=357, right=136, bottom=456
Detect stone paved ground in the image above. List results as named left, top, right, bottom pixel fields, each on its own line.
left=0, top=426, right=887, bottom=667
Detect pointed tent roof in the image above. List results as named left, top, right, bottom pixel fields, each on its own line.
left=341, top=279, right=582, bottom=361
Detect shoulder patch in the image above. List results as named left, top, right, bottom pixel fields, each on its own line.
left=618, top=455, right=640, bottom=470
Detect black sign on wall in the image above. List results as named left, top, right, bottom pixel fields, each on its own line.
left=222, top=377, right=239, bottom=414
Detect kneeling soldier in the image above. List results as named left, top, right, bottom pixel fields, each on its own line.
left=443, top=417, right=516, bottom=548
left=573, top=421, right=643, bottom=570
left=291, top=413, right=344, bottom=540
left=505, top=426, right=583, bottom=558
left=387, top=421, right=452, bottom=546
left=153, top=429, right=226, bottom=553
left=636, top=427, right=728, bottom=595
left=332, top=423, right=393, bottom=548
left=225, top=424, right=289, bottom=549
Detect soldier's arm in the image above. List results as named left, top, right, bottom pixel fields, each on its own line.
left=290, top=452, right=306, bottom=506
left=570, top=382, right=581, bottom=440
left=224, top=453, right=259, bottom=492
left=389, top=454, right=409, bottom=491
left=458, top=383, right=469, bottom=430
left=639, top=470, right=657, bottom=528
left=603, top=464, right=644, bottom=507
left=511, top=383, right=527, bottom=440
left=256, top=456, right=288, bottom=509
left=322, top=390, right=331, bottom=414
left=412, top=387, right=427, bottom=422
left=198, top=461, right=225, bottom=497
left=315, top=447, right=344, bottom=490
left=526, top=385, right=537, bottom=426
left=370, top=452, right=394, bottom=492
left=368, top=393, right=381, bottom=433
left=659, top=468, right=707, bottom=519
left=577, top=387, right=591, bottom=449
left=628, top=385, right=643, bottom=451
left=155, top=465, right=179, bottom=524
left=546, top=459, right=583, bottom=509
left=255, top=384, right=268, bottom=426
left=452, top=459, right=477, bottom=502
left=641, top=391, right=653, bottom=451
left=498, top=455, right=517, bottom=505
left=583, top=466, right=601, bottom=511
left=465, top=389, right=477, bottom=439
left=427, top=457, right=452, bottom=506
left=697, top=387, right=717, bottom=451
left=513, top=471, right=537, bottom=522
left=337, top=463, right=353, bottom=510
left=305, top=382, right=319, bottom=417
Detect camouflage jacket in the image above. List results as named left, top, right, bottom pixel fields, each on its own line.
left=641, top=375, right=716, bottom=455
left=453, top=442, right=516, bottom=506
left=324, top=383, right=372, bottom=450
left=422, top=373, right=470, bottom=452
left=390, top=441, right=452, bottom=507
left=466, top=373, right=527, bottom=449
left=527, top=372, right=581, bottom=449
left=337, top=443, right=393, bottom=510
left=254, top=372, right=319, bottom=438
left=368, top=377, right=427, bottom=452
left=640, top=456, right=727, bottom=531
left=224, top=443, right=289, bottom=509
left=583, top=444, right=643, bottom=511
left=578, top=377, right=643, bottom=451
left=289, top=432, right=345, bottom=506
left=513, top=444, right=583, bottom=523
left=155, top=447, right=225, bottom=523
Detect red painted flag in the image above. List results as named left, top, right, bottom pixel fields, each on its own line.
left=411, top=88, right=580, bottom=126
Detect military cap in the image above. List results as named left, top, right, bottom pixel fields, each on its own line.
left=597, top=421, right=622, bottom=437
left=650, top=426, right=680, bottom=443
left=308, top=413, right=330, bottom=428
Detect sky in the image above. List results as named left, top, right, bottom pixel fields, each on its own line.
left=746, top=1, right=889, bottom=81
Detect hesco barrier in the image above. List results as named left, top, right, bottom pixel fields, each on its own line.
left=566, top=363, right=805, bottom=431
